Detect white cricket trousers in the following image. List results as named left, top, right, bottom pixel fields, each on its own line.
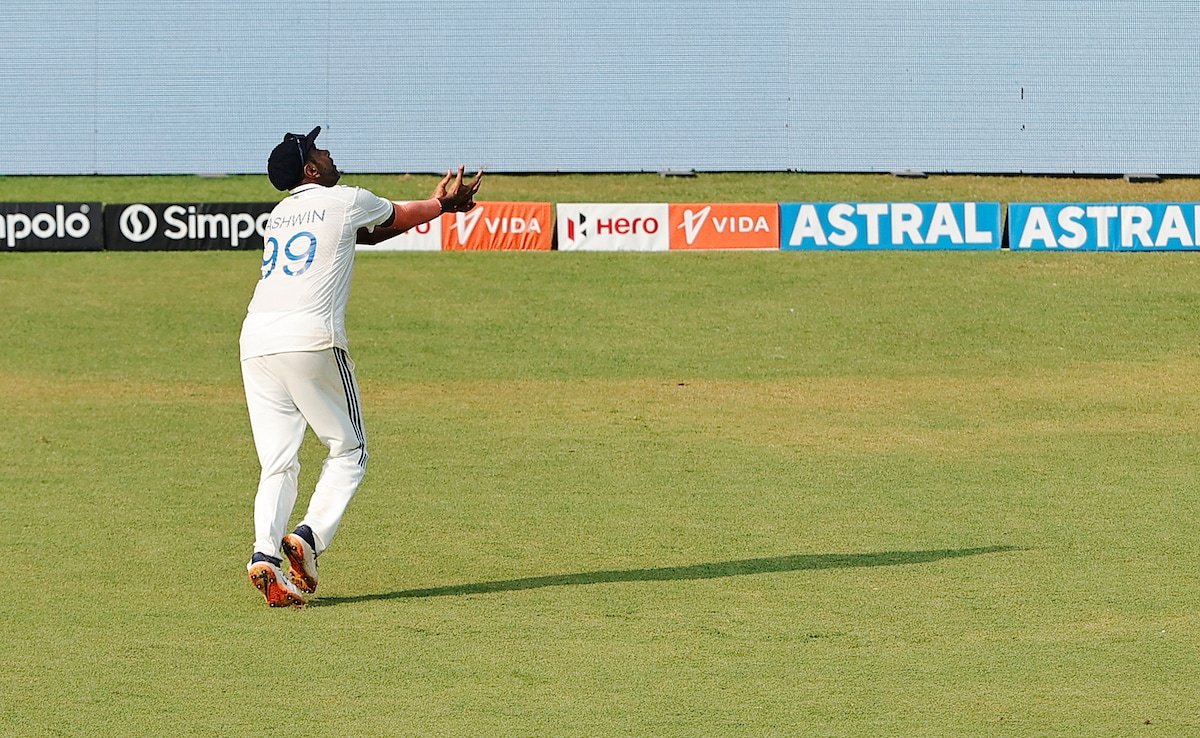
left=241, top=347, right=367, bottom=559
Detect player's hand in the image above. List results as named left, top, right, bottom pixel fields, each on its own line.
left=437, top=167, right=484, bottom=213
left=431, top=168, right=454, bottom=199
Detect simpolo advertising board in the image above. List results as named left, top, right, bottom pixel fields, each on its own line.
left=1009, top=203, right=1200, bottom=251
left=0, top=202, right=104, bottom=251
left=104, top=203, right=275, bottom=250
left=780, top=202, right=1003, bottom=250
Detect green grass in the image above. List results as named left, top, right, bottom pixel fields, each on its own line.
left=3, top=185, right=1200, bottom=735
left=3, top=171, right=1200, bottom=204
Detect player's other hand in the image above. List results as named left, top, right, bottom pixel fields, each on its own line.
left=437, top=166, right=484, bottom=213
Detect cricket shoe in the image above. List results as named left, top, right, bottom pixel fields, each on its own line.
left=247, top=560, right=307, bottom=608
left=281, top=526, right=319, bottom=594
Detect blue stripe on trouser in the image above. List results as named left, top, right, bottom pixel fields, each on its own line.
left=333, top=348, right=367, bottom=467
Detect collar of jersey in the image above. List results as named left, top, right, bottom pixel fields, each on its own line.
left=290, top=183, right=323, bottom=194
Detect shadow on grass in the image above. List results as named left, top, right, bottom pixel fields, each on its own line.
left=313, top=545, right=1018, bottom=607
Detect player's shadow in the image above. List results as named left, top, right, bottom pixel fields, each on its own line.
left=313, top=545, right=1017, bottom=607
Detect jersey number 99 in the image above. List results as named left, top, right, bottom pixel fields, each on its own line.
left=261, top=231, right=318, bottom=280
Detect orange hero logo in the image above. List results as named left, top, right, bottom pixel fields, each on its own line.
left=669, top=203, right=779, bottom=250
left=443, top=201, right=552, bottom=250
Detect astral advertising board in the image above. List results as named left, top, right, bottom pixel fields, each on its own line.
left=780, top=202, right=1002, bottom=251
left=1009, top=203, right=1200, bottom=251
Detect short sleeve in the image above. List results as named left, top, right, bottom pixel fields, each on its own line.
left=351, top=188, right=395, bottom=231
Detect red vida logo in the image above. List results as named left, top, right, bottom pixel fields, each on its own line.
left=669, top=203, right=779, bottom=250
left=443, top=201, right=553, bottom=251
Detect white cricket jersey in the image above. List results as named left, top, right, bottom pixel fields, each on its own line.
left=240, top=184, right=393, bottom=360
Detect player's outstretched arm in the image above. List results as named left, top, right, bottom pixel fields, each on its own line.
left=356, top=167, right=484, bottom=245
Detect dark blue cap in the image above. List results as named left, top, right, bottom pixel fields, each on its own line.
left=267, top=126, right=321, bottom=191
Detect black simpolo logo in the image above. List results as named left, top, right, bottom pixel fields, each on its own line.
left=105, top=203, right=275, bottom=251
left=0, top=203, right=103, bottom=251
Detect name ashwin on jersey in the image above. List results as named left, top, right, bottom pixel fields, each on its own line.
left=266, top=210, right=326, bottom=231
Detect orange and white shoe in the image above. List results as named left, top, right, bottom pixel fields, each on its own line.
left=247, top=560, right=307, bottom=608
left=281, top=528, right=319, bottom=594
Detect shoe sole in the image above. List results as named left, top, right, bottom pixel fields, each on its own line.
left=281, top=534, right=318, bottom=594
left=248, top=563, right=306, bottom=608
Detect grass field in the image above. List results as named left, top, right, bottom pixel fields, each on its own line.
left=4, top=171, right=1200, bottom=204
left=3, top=174, right=1200, bottom=736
